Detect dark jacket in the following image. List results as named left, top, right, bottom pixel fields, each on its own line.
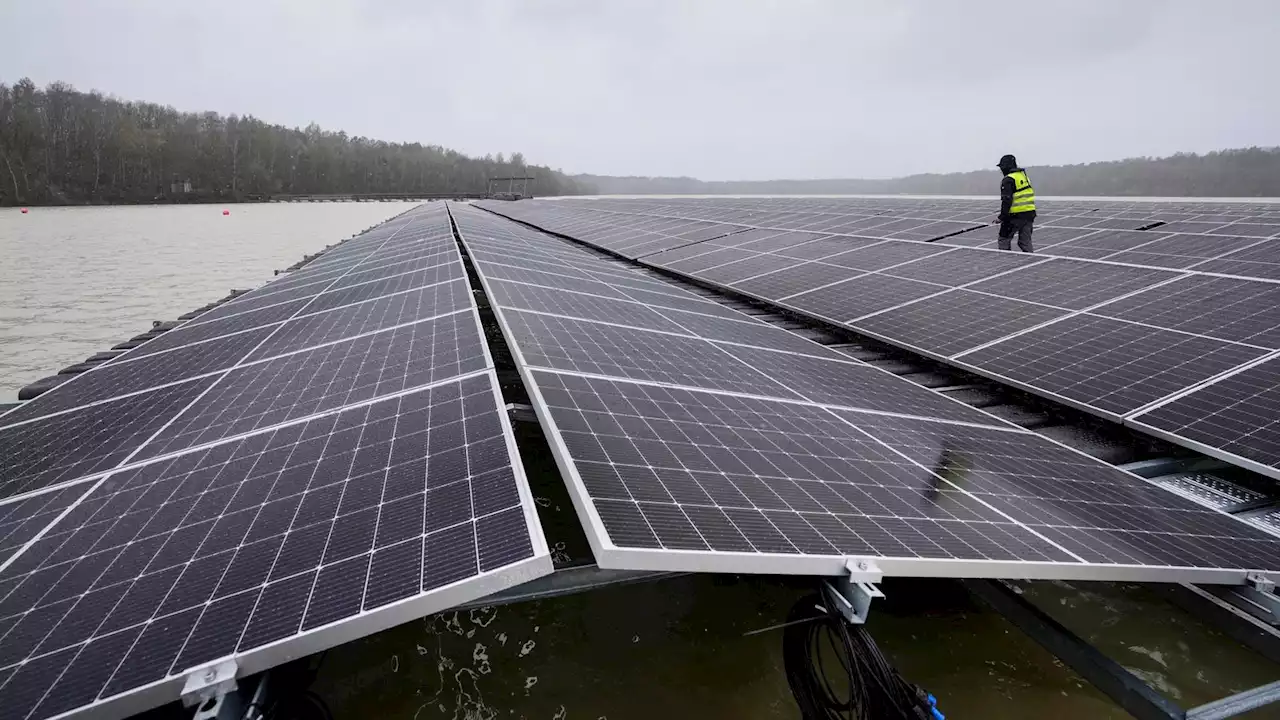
left=998, top=166, right=1036, bottom=222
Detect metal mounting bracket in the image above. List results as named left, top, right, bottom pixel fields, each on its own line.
left=1218, top=572, right=1280, bottom=626
left=505, top=402, right=538, bottom=424
left=181, top=658, right=238, bottom=715
left=822, top=557, right=884, bottom=625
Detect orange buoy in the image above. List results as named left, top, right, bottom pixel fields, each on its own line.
left=20, top=208, right=28, bottom=214
left=222, top=209, right=230, bottom=216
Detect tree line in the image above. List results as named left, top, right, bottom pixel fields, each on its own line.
left=0, top=78, right=590, bottom=206
left=6, top=76, right=1274, bottom=204
left=576, top=147, right=1280, bottom=197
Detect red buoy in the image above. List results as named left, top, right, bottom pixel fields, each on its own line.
left=222, top=209, right=230, bottom=216
left=20, top=208, right=28, bottom=214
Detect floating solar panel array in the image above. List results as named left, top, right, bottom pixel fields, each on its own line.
left=452, top=203, right=1280, bottom=585
left=479, top=197, right=1280, bottom=483
left=0, top=206, right=550, bottom=720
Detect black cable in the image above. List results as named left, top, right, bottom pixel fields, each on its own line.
left=783, top=591, right=942, bottom=720
left=255, top=652, right=335, bottom=720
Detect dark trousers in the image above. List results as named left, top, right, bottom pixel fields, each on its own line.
left=998, top=215, right=1034, bottom=252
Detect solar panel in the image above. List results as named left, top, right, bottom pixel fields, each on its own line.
left=785, top=274, right=945, bottom=323
left=1060, top=231, right=1174, bottom=254
left=190, top=281, right=335, bottom=325
left=138, top=312, right=489, bottom=461
left=612, top=285, right=750, bottom=319
left=957, top=314, right=1269, bottom=416
left=861, top=218, right=932, bottom=236
left=0, top=327, right=277, bottom=425
left=1154, top=220, right=1236, bottom=234
left=890, top=220, right=983, bottom=241
left=577, top=267, right=702, bottom=297
left=1042, top=245, right=1126, bottom=261
left=995, top=227, right=1105, bottom=249
left=964, top=259, right=1181, bottom=310
left=129, top=299, right=314, bottom=359
left=678, top=222, right=744, bottom=242
left=1085, top=217, right=1157, bottom=230
left=879, top=248, right=1044, bottom=287
left=1089, top=275, right=1280, bottom=349
left=1193, top=239, right=1280, bottom=280
left=649, top=307, right=840, bottom=358
left=697, top=253, right=800, bottom=285
left=709, top=227, right=792, bottom=249
left=0, top=378, right=221, bottom=500
left=499, top=309, right=805, bottom=399
left=1206, top=222, right=1280, bottom=238
left=774, top=236, right=885, bottom=261
left=474, top=262, right=630, bottom=299
left=732, top=261, right=856, bottom=299
left=470, top=252, right=601, bottom=280
left=821, top=241, right=955, bottom=272
left=837, top=216, right=909, bottom=232
left=485, top=280, right=688, bottom=333
left=709, top=344, right=1005, bottom=425
left=306, top=261, right=465, bottom=312
left=644, top=243, right=736, bottom=269
left=1129, top=355, right=1280, bottom=478
left=736, top=230, right=833, bottom=253
left=1100, top=233, right=1256, bottom=270
left=243, top=280, right=473, bottom=362
left=246, top=266, right=353, bottom=296
left=350, top=245, right=458, bottom=273
left=530, top=370, right=1280, bottom=579
left=0, top=372, right=549, bottom=720
left=0, top=486, right=87, bottom=566
left=852, top=290, right=1069, bottom=358
left=1040, top=215, right=1103, bottom=229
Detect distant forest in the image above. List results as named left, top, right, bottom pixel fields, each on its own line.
left=4, top=78, right=1276, bottom=206
left=577, top=147, right=1280, bottom=197
left=0, top=78, right=589, bottom=206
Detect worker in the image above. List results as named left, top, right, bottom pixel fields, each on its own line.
left=996, top=154, right=1036, bottom=252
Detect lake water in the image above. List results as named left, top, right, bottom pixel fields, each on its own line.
left=2, top=204, right=1277, bottom=719
left=0, top=202, right=419, bottom=398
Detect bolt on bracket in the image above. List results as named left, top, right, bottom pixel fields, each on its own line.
left=1220, top=571, right=1280, bottom=626
left=823, top=557, right=885, bottom=625
left=181, top=658, right=238, bottom=712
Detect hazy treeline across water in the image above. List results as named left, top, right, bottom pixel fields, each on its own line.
left=0, top=79, right=590, bottom=206
left=5, top=77, right=1275, bottom=205
left=577, top=147, right=1280, bottom=197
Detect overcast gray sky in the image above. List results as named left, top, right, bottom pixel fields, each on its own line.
left=3, top=0, right=1277, bottom=180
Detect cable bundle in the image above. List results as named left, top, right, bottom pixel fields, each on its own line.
left=245, top=653, right=334, bottom=720
left=783, top=592, right=943, bottom=720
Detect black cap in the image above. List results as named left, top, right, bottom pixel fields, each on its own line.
left=998, top=154, right=1018, bottom=170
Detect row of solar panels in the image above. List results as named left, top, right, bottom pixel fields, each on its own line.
left=449, top=202, right=1280, bottom=585
left=573, top=196, right=1280, bottom=237
left=477, top=199, right=1280, bottom=486
left=0, top=205, right=550, bottom=720
left=530, top=197, right=1280, bottom=279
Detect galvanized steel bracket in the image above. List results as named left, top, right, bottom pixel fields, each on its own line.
left=823, top=557, right=884, bottom=625
left=1222, top=572, right=1280, bottom=626
left=181, top=658, right=238, bottom=714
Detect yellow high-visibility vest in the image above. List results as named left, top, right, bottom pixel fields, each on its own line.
left=1006, top=170, right=1036, bottom=214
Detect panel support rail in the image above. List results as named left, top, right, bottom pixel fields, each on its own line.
left=964, top=579, right=1280, bottom=720
left=1218, top=572, right=1280, bottom=625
